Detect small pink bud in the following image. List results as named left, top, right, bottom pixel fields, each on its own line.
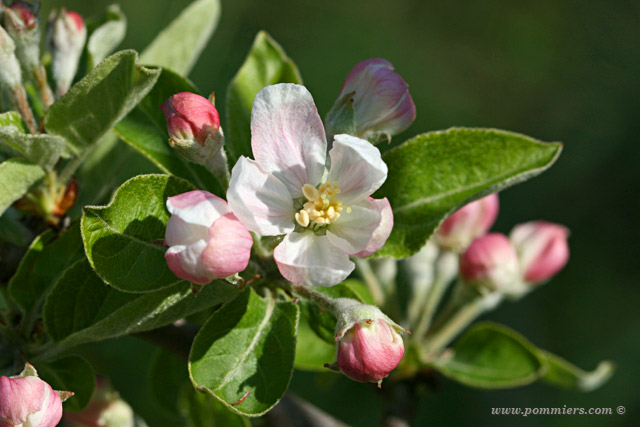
left=337, top=318, right=405, bottom=384
left=436, top=193, right=500, bottom=252
left=459, top=233, right=520, bottom=292
left=327, top=58, right=416, bottom=143
left=161, top=92, right=225, bottom=167
left=510, top=221, right=569, bottom=284
left=164, top=190, right=253, bottom=284
left=7, top=1, right=37, bottom=30
left=0, top=363, right=69, bottom=427
left=47, top=8, right=87, bottom=97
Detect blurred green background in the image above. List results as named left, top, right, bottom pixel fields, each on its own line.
left=43, top=0, right=640, bottom=425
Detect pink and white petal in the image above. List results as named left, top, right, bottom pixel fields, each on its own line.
left=251, top=84, right=326, bottom=197
left=25, top=385, right=62, bottom=427
left=327, top=198, right=382, bottom=255
left=274, top=232, right=354, bottom=287
left=166, top=190, right=229, bottom=228
left=200, top=213, right=253, bottom=279
left=165, top=242, right=211, bottom=284
left=227, top=157, right=295, bottom=236
left=165, top=215, right=210, bottom=247
left=327, top=134, right=387, bottom=203
left=352, top=197, right=393, bottom=258
left=0, top=376, right=45, bottom=424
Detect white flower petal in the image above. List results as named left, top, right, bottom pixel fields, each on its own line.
left=164, top=215, right=209, bottom=247
left=251, top=84, right=327, bottom=197
left=327, top=134, right=387, bottom=203
left=351, top=197, right=394, bottom=258
left=227, top=157, right=295, bottom=236
left=274, top=232, right=354, bottom=287
left=327, top=198, right=382, bottom=255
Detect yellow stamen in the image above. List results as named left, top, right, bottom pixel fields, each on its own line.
left=295, top=182, right=350, bottom=229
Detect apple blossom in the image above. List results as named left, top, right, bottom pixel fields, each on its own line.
left=0, top=363, right=71, bottom=427
left=227, top=83, right=393, bottom=287
left=510, top=221, right=569, bottom=284
left=326, top=58, right=416, bottom=143
left=435, top=193, right=499, bottom=252
left=47, top=8, right=87, bottom=97
left=160, top=92, right=225, bottom=170
left=459, top=233, right=520, bottom=293
left=165, top=190, right=253, bottom=284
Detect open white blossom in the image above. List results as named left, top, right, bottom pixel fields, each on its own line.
left=228, top=83, right=393, bottom=286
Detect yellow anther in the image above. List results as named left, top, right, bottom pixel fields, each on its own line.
left=295, top=210, right=310, bottom=227
left=296, top=182, right=351, bottom=229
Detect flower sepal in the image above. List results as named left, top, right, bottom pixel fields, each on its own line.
left=324, top=90, right=357, bottom=142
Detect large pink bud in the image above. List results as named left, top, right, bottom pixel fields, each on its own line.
left=510, top=221, right=569, bottom=284
left=161, top=92, right=224, bottom=167
left=436, top=193, right=500, bottom=252
left=459, top=233, right=520, bottom=293
left=337, top=318, right=405, bottom=385
left=327, top=58, right=416, bottom=143
left=164, top=190, right=253, bottom=284
left=0, top=364, right=70, bottom=427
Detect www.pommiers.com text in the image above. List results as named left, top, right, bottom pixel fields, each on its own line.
left=491, top=405, right=626, bottom=417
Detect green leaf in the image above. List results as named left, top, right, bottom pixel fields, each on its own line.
left=0, top=112, right=25, bottom=130
left=226, top=31, right=302, bottom=162
left=539, top=350, right=614, bottom=392
left=82, top=174, right=194, bottom=293
left=87, top=5, right=127, bottom=70
left=43, top=258, right=238, bottom=349
left=36, top=355, right=95, bottom=412
left=8, top=223, right=84, bottom=313
left=0, top=125, right=66, bottom=171
left=139, top=0, right=220, bottom=76
left=430, top=322, right=545, bottom=389
left=179, top=384, right=250, bottom=427
left=294, top=316, right=336, bottom=372
left=189, top=288, right=299, bottom=416
left=44, top=50, right=161, bottom=156
left=0, top=158, right=44, bottom=216
left=376, top=128, right=563, bottom=258
left=114, top=69, right=223, bottom=195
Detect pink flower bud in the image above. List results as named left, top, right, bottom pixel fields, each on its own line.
left=47, top=8, right=87, bottom=97
left=436, top=193, right=499, bottom=252
left=164, top=190, right=252, bottom=284
left=161, top=92, right=225, bottom=167
left=0, top=364, right=68, bottom=427
left=510, top=221, right=569, bottom=284
left=459, top=233, right=520, bottom=292
left=328, top=58, right=416, bottom=143
left=337, top=318, right=405, bottom=384
left=6, top=2, right=37, bottom=30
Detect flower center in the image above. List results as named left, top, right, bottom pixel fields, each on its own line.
left=295, top=183, right=351, bottom=229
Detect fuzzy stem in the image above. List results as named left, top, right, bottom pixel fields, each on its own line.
left=206, top=148, right=230, bottom=191
left=283, top=282, right=342, bottom=315
left=354, top=258, right=386, bottom=306
left=11, top=85, right=37, bottom=134
left=32, top=65, right=54, bottom=108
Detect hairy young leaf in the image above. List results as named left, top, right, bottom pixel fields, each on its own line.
left=87, top=5, right=127, bottom=69
left=430, top=322, right=545, bottom=389
left=539, top=350, right=614, bottom=392
left=0, top=126, right=66, bottom=171
left=44, top=50, right=160, bottom=156
left=139, top=0, right=220, bottom=76
left=43, top=258, right=238, bottom=349
left=36, top=355, right=95, bottom=412
left=8, top=223, right=84, bottom=313
left=0, top=112, right=24, bottom=129
left=375, top=128, right=562, bottom=258
left=189, top=288, right=299, bottom=416
left=0, top=158, right=44, bottom=216
left=82, top=174, right=194, bottom=293
left=114, top=69, right=223, bottom=195
left=226, top=31, right=302, bottom=162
